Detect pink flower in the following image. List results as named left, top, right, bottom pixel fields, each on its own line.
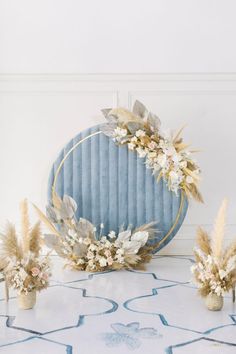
left=107, top=257, right=113, bottom=266
left=41, top=273, right=49, bottom=280
left=31, top=267, right=40, bottom=277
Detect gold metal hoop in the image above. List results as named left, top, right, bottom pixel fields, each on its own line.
left=52, top=130, right=186, bottom=248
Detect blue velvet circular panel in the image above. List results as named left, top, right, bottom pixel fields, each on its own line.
left=48, top=124, right=188, bottom=252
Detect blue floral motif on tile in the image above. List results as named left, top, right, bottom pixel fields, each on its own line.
left=102, top=322, right=161, bottom=350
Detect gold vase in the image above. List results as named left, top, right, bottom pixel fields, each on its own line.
left=205, top=293, right=223, bottom=311
left=18, top=290, right=36, bottom=310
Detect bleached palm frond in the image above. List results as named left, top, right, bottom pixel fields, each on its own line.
left=29, top=222, right=42, bottom=256
left=196, top=227, right=211, bottom=255
left=222, top=240, right=236, bottom=267
left=211, top=198, right=228, bottom=260
left=1, top=222, right=22, bottom=259
left=20, top=199, right=30, bottom=253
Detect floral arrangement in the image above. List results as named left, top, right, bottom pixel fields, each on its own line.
left=34, top=193, right=158, bottom=272
left=101, top=100, right=202, bottom=202
left=0, top=200, right=51, bottom=295
left=191, top=199, right=236, bottom=298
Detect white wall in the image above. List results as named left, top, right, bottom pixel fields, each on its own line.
left=1, top=0, right=236, bottom=73
left=1, top=1, right=236, bottom=254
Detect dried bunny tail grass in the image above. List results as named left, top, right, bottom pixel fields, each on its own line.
left=32, top=203, right=60, bottom=237
left=1, top=222, right=22, bottom=259
left=29, top=222, right=42, bottom=256
left=196, top=227, right=211, bottom=255
left=20, top=199, right=30, bottom=253
left=211, top=198, right=228, bottom=260
left=222, top=240, right=236, bottom=268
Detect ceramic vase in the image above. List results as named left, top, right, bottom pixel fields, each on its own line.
left=205, top=293, right=223, bottom=311
left=18, top=290, right=36, bottom=310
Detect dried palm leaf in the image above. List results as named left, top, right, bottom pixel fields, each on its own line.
left=211, top=199, right=227, bottom=259
left=29, top=222, right=42, bottom=256
left=32, top=203, right=60, bottom=237
left=196, top=227, right=211, bottom=255
left=222, top=240, right=236, bottom=267
left=1, top=222, right=22, bottom=259
left=20, top=199, right=30, bottom=253
left=173, top=125, right=187, bottom=144
left=184, top=183, right=204, bottom=203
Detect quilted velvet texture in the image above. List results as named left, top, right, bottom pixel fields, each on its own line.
left=48, top=125, right=188, bottom=252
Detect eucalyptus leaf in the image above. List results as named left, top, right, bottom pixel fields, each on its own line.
left=100, top=123, right=117, bottom=137
left=46, top=205, right=58, bottom=223
left=73, top=243, right=88, bottom=257
left=126, top=121, right=143, bottom=135
left=60, top=195, right=77, bottom=219
left=147, top=112, right=161, bottom=131
left=101, top=108, right=112, bottom=118
left=132, top=100, right=147, bottom=119
left=44, top=234, right=65, bottom=258
left=44, top=234, right=60, bottom=249
left=77, top=218, right=95, bottom=239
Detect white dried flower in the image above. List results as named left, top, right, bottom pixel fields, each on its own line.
left=136, top=147, right=147, bottom=158
left=128, top=142, right=136, bottom=150
left=99, top=257, right=107, bottom=267
left=136, top=129, right=146, bottom=137
left=108, top=231, right=116, bottom=239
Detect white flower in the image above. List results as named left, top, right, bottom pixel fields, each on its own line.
left=116, top=248, right=124, bottom=255
left=179, top=160, right=187, bottom=168
left=116, top=255, right=124, bottom=264
left=157, top=153, right=167, bottom=168
left=113, top=127, right=127, bottom=138
left=104, top=250, right=111, bottom=257
left=89, top=243, right=97, bottom=251
left=108, top=231, right=116, bottom=239
left=100, top=236, right=107, bottom=243
left=88, top=259, right=95, bottom=267
left=131, top=136, right=138, bottom=143
left=68, top=229, right=77, bottom=238
left=136, top=147, right=147, bottom=158
left=148, top=141, right=158, bottom=150
left=165, top=146, right=176, bottom=156
left=99, top=257, right=107, bottom=267
left=19, top=268, right=28, bottom=281
left=186, top=176, right=194, bottom=184
left=83, top=237, right=91, bottom=245
left=107, top=257, right=113, bottom=266
left=219, top=269, right=227, bottom=279
left=87, top=251, right=94, bottom=260
left=77, top=258, right=85, bottom=265
left=128, top=142, right=136, bottom=150
left=136, top=129, right=146, bottom=137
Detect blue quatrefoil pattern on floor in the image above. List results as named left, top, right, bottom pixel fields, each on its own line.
left=0, top=256, right=236, bottom=354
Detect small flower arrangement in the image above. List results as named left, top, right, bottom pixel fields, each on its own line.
left=5, top=252, right=50, bottom=295
left=34, top=193, right=158, bottom=272
left=0, top=199, right=51, bottom=307
left=191, top=199, right=236, bottom=309
left=101, top=101, right=202, bottom=202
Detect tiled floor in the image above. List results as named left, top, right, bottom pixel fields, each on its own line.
left=0, top=256, right=236, bottom=353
